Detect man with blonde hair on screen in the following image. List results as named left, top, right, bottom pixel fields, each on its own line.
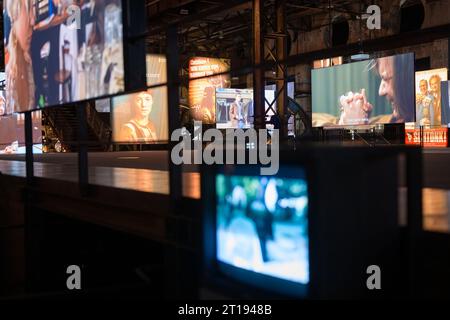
left=429, top=74, right=442, bottom=125
left=5, top=0, right=36, bottom=112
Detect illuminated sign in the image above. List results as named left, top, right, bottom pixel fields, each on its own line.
left=405, top=128, right=448, bottom=148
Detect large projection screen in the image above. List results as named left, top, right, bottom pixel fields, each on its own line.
left=111, top=54, right=168, bottom=143
left=312, top=53, right=415, bottom=127
left=415, top=68, right=448, bottom=126
left=189, top=57, right=231, bottom=124
left=3, top=0, right=125, bottom=113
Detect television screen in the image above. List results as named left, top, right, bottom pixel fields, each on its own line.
left=3, top=0, right=125, bottom=112
left=415, top=68, right=448, bottom=127
left=442, top=81, right=450, bottom=126
left=95, top=98, right=111, bottom=113
left=215, top=171, right=309, bottom=292
left=215, top=89, right=254, bottom=129
left=215, top=84, right=295, bottom=130
left=0, top=111, right=42, bottom=154
left=189, top=57, right=231, bottom=124
left=312, top=53, right=415, bottom=127
left=0, top=90, right=9, bottom=116
left=111, top=54, right=168, bottom=143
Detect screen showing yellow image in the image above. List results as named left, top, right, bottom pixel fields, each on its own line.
left=415, top=68, right=448, bottom=127
left=189, top=57, right=231, bottom=124
left=112, top=54, right=168, bottom=143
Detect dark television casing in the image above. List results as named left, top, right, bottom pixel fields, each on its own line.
left=202, top=145, right=422, bottom=299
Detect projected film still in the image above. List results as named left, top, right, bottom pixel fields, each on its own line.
left=215, top=84, right=295, bottom=130
left=216, top=89, right=254, bottom=129
left=216, top=174, right=309, bottom=285
left=0, top=111, right=42, bottom=154
left=442, top=81, right=450, bottom=126
left=112, top=89, right=168, bottom=143
left=0, top=90, right=9, bottom=116
left=189, top=57, right=231, bottom=124
left=312, top=53, right=415, bottom=127
left=416, top=68, right=448, bottom=126
left=112, top=54, right=168, bottom=143
left=3, top=0, right=125, bottom=112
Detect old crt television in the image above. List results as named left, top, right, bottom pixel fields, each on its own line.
left=202, top=146, right=421, bottom=299
left=312, top=53, right=415, bottom=128
left=204, top=164, right=310, bottom=298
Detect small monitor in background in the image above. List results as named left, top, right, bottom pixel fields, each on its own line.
left=215, top=84, right=295, bottom=132
left=312, top=53, right=415, bottom=128
left=415, top=68, right=448, bottom=127
left=215, top=88, right=254, bottom=129
left=442, top=81, right=450, bottom=126
left=95, top=98, right=111, bottom=113
left=189, top=57, right=231, bottom=125
left=0, top=111, right=42, bottom=154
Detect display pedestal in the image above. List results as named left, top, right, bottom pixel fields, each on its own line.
left=313, top=124, right=406, bottom=146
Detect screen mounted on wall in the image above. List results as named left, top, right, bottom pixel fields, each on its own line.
left=312, top=53, right=415, bottom=127
left=3, top=0, right=125, bottom=113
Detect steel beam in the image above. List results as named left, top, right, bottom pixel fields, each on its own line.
left=167, top=24, right=182, bottom=203
left=276, top=0, right=288, bottom=139
left=253, top=0, right=265, bottom=130
left=77, top=103, right=89, bottom=196
left=25, top=112, right=34, bottom=185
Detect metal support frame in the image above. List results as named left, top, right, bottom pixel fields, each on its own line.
left=24, top=111, right=36, bottom=292
left=166, top=24, right=194, bottom=299
left=253, top=0, right=288, bottom=138
left=275, top=0, right=287, bottom=139
left=25, top=112, right=34, bottom=185
left=253, top=0, right=265, bottom=130
left=77, top=103, right=89, bottom=195
left=167, top=25, right=182, bottom=203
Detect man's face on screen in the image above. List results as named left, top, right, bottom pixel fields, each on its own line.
left=430, top=77, right=440, bottom=95
left=377, top=57, right=397, bottom=114
left=135, top=92, right=153, bottom=118
left=420, top=80, right=428, bottom=95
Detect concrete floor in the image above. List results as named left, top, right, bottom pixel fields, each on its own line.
left=1, top=148, right=450, bottom=233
